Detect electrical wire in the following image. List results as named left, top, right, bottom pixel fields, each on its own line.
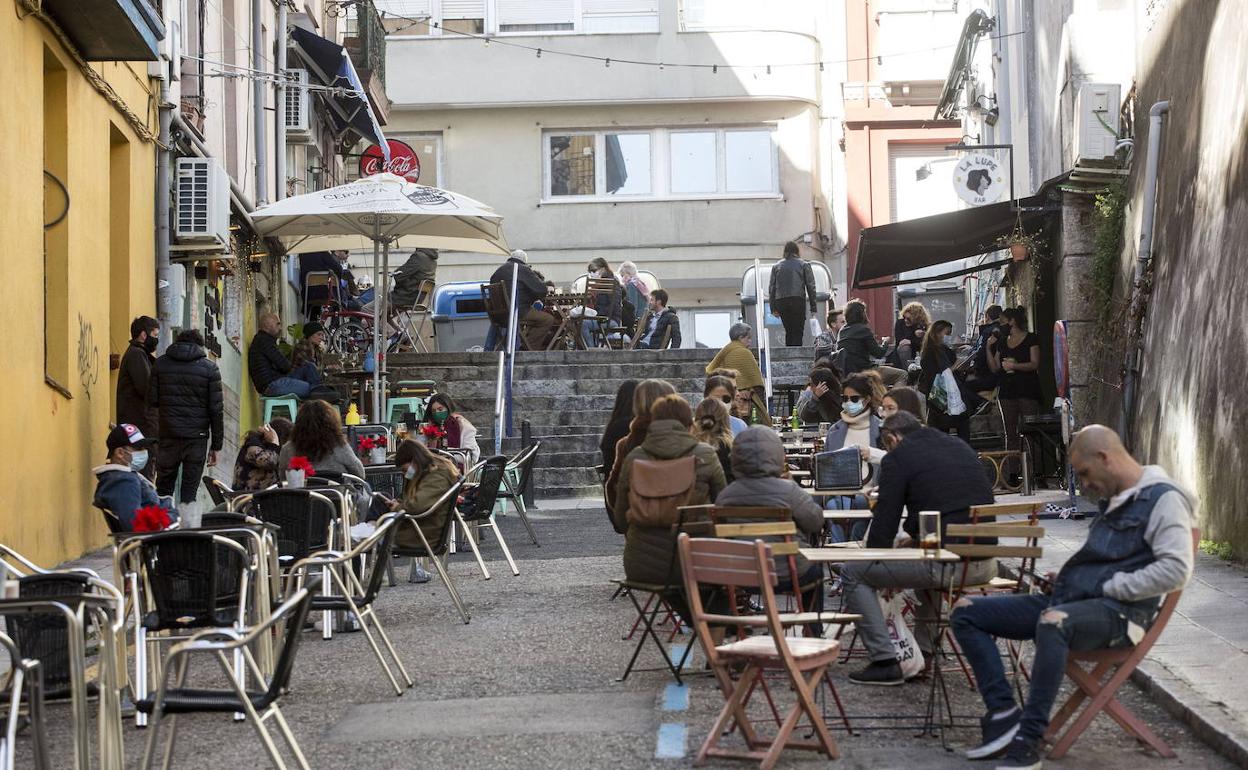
left=378, top=10, right=1028, bottom=72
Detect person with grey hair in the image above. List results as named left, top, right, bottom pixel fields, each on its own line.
left=485, top=249, right=554, bottom=350
left=705, top=323, right=767, bottom=422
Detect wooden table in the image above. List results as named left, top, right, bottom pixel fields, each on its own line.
left=543, top=293, right=590, bottom=350
left=799, top=546, right=959, bottom=563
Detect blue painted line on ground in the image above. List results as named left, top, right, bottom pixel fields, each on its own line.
left=662, top=682, right=689, bottom=711
left=655, top=722, right=687, bottom=759
left=669, top=643, right=689, bottom=671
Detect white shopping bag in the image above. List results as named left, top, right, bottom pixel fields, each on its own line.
left=939, top=369, right=967, bottom=416
left=807, top=317, right=822, bottom=340
left=879, top=591, right=925, bottom=679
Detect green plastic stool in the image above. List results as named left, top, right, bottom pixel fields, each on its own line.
left=386, top=397, right=426, bottom=424
left=263, top=394, right=301, bottom=422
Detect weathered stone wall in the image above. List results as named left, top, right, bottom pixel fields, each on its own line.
left=1126, top=0, right=1248, bottom=554
left=1053, top=192, right=1104, bottom=429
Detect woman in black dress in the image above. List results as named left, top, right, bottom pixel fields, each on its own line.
left=987, top=307, right=1042, bottom=480
left=918, top=320, right=971, bottom=443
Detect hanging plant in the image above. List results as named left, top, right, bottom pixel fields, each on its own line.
left=994, top=224, right=1046, bottom=263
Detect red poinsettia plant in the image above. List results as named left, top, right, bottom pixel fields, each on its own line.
left=358, top=435, right=387, bottom=452
left=133, top=506, right=171, bottom=533
left=287, top=456, right=316, bottom=476
left=420, top=424, right=447, bottom=441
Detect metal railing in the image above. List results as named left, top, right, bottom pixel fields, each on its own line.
left=349, top=0, right=387, bottom=88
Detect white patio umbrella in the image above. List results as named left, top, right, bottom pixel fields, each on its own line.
left=251, top=173, right=511, bottom=420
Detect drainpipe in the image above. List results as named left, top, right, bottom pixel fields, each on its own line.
left=156, top=68, right=174, bottom=349
left=1120, top=100, right=1169, bottom=447
left=252, top=0, right=268, bottom=203
left=275, top=2, right=287, bottom=200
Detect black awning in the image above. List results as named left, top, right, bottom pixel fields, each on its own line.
left=852, top=174, right=1067, bottom=289
left=290, top=26, right=385, bottom=148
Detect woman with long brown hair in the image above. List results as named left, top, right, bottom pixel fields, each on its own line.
left=919, top=319, right=972, bottom=443
left=692, top=397, right=734, bottom=484
left=277, top=400, right=366, bottom=477
left=604, top=379, right=676, bottom=515
left=384, top=439, right=462, bottom=551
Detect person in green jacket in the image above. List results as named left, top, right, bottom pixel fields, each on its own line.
left=386, top=439, right=462, bottom=552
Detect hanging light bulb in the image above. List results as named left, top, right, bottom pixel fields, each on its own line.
left=536, top=48, right=542, bottom=58
left=605, top=58, right=611, bottom=68
left=712, top=64, right=718, bottom=74
left=659, top=62, right=665, bottom=70
left=766, top=64, right=772, bottom=75
left=484, top=36, right=490, bottom=47
left=819, top=61, right=825, bottom=72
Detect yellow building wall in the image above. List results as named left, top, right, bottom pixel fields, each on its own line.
left=0, top=11, right=158, bottom=566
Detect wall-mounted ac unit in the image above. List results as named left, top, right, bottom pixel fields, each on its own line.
left=1075, top=82, right=1122, bottom=163
left=285, top=69, right=312, bottom=143
left=174, top=156, right=230, bottom=247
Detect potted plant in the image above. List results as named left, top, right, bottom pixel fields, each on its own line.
left=359, top=435, right=388, bottom=465
left=419, top=423, right=447, bottom=449
left=287, top=456, right=315, bottom=488
left=133, top=505, right=172, bottom=533
left=994, top=224, right=1045, bottom=263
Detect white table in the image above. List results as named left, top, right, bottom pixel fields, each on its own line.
left=821, top=510, right=873, bottom=521
left=799, top=546, right=960, bottom=563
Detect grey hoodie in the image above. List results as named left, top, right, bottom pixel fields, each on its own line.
left=1099, top=465, right=1196, bottom=603
left=715, top=426, right=825, bottom=578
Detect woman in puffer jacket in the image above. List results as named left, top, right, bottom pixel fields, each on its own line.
left=612, top=395, right=726, bottom=592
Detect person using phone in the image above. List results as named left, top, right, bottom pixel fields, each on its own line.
left=232, top=418, right=293, bottom=492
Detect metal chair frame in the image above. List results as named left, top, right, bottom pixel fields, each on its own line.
left=392, top=278, right=436, bottom=353
left=497, top=442, right=541, bottom=546
left=454, top=456, right=520, bottom=579
left=393, top=478, right=472, bottom=623
left=0, top=631, right=50, bottom=770
left=286, top=513, right=414, bottom=695
left=138, top=589, right=314, bottom=770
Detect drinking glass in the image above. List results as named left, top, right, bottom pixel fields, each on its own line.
left=918, top=510, right=941, bottom=558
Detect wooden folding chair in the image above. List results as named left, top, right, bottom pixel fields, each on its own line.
left=582, top=277, right=618, bottom=350
left=393, top=279, right=435, bottom=353
left=1042, top=528, right=1199, bottom=760
left=677, top=534, right=840, bottom=769
left=482, top=281, right=536, bottom=351
left=629, top=307, right=652, bottom=350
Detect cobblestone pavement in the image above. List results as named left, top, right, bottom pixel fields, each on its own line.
left=25, top=497, right=1235, bottom=768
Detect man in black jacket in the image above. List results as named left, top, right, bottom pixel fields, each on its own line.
left=639, top=289, right=681, bottom=350
left=116, top=315, right=160, bottom=477
left=248, top=313, right=318, bottom=397
left=147, top=329, right=224, bottom=519
left=767, top=241, right=817, bottom=347
left=841, top=412, right=995, bottom=686
left=487, top=250, right=555, bottom=350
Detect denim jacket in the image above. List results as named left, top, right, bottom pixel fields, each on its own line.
left=1051, top=482, right=1177, bottom=625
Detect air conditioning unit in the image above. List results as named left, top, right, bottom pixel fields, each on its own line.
left=1075, top=82, right=1122, bottom=163
left=285, top=69, right=312, bottom=143
left=174, top=156, right=230, bottom=246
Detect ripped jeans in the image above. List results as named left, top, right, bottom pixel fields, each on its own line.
left=950, top=593, right=1134, bottom=742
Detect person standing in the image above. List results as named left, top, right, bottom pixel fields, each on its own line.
left=147, top=329, right=223, bottom=526
left=987, top=307, right=1043, bottom=482
left=952, top=426, right=1194, bottom=767
left=889, top=301, right=930, bottom=366
left=918, top=319, right=972, bottom=443
left=116, top=315, right=160, bottom=477
left=837, top=300, right=906, bottom=386
left=768, top=241, right=818, bottom=347
left=704, top=324, right=767, bottom=423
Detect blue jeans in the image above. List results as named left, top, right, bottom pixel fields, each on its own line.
left=581, top=319, right=599, bottom=348
left=484, top=324, right=500, bottom=352
left=265, top=362, right=321, bottom=399
left=950, top=593, right=1132, bottom=742
left=824, top=494, right=870, bottom=542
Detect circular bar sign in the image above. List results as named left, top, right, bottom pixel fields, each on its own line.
left=360, top=140, right=421, bottom=183
left=953, top=152, right=1006, bottom=206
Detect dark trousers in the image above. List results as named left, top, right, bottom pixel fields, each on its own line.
left=1000, top=397, right=1040, bottom=477
left=951, top=593, right=1132, bottom=742
left=156, top=437, right=210, bottom=504
left=772, top=297, right=808, bottom=347
left=929, top=408, right=972, bottom=444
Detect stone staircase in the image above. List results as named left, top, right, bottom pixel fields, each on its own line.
left=385, top=347, right=817, bottom=499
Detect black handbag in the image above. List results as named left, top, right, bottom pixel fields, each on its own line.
left=814, top=447, right=872, bottom=490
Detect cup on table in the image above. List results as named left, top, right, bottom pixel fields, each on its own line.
left=818, top=422, right=831, bottom=434
left=918, top=510, right=941, bottom=558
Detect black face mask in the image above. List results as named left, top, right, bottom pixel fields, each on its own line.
left=143, top=336, right=158, bottom=353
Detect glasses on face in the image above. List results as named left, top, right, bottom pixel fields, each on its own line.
left=841, top=395, right=863, bottom=404
left=719, top=396, right=733, bottom=405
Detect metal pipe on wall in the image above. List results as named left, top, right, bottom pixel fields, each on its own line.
left=275, top=2, right=287, bottom=200
left=252, top=0, right=268, bottom=203
left=1121, top=100, right=1170, bottom=447
left=156, top=66, right=174, bottom=349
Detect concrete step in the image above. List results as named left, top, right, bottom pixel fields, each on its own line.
left=429, top=377, right=714, bottom=399
left=388, top=346, right=818, bottom=367
left=534, top=484, right=601, bottom=499
left=533, top=466, right=602, bottom=486
left=385, top=362, right=812, bottom=386
left=456, top=394, right=703, bottom=414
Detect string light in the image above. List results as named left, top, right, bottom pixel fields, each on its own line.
left=536, top=48, right=542, bottom=58
left=379, top=11, right=1029, bottom=73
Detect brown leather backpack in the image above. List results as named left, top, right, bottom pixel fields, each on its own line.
left=626, top=455, right=697, bottom=527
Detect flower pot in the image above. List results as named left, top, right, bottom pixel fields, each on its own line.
left=369, top=447, right=387, bottom=465
left=1009, top=241, right=1029, bottom=262
left=286, top=469, right=306, bottom=488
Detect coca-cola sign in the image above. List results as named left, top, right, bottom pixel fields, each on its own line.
left=359, top=140, right=421, bottom=183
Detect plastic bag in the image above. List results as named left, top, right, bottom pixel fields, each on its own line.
left=807, top=317, right=822, bottom=340
left=939, top=369, right=967, bottom=416
left=879, top=591, right=925, bottom=679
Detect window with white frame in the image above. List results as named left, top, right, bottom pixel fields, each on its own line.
left=544, top=127, right=778, bottom=201
left=376, top=0, right=657, bottom=36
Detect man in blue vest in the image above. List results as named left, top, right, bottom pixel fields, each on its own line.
left=952, top=425, right=1194, bottom=768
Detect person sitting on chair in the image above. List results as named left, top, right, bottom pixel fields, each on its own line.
left=93, top=424, right=175, bottom=530
left=950, top=425, right=1194, bottom=768
left=639, top=289, right=681, bottom=350
left=841, top=411, right=994, bottom=687
left=248, top=313, right=320, bottom=399
left=420, top=393, right=480, bottom=467
left=232, top=418, right=293, bottom=492
left=487, top=250, right=556, bottom=350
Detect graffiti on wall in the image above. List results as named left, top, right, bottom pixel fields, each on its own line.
left=77, top=314, right=99, bottom=398
left=203, top=283, right=223, bottom=357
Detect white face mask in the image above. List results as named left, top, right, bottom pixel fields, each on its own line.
left=130, top=450, right=149, bottom=472
left=404, top=465, right=417, bottom=480
left=843, top=401, right=867, bottom=418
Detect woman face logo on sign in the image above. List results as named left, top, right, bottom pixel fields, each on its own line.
left=953, top=153, right=1006, bottom=206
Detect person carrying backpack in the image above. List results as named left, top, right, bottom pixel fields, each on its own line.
left=612, top=394, right=726, bottom=601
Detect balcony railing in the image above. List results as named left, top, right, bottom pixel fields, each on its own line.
left=346, top=0, right=386, bottom=88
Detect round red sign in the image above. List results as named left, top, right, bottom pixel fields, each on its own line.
left=359, top=140, right=421, bottom=183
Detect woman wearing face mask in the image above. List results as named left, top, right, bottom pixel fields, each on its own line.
left=821, top=373, right=886, bottom=541
left=918, top=320, right=973, bottom=444
left=93, top=423, right=176, bottom=531
left=987, top=307, right=1043, bottom=481
left=420, top=393, right=480, bottom=467
left=385, top=439, right=462, bottom=551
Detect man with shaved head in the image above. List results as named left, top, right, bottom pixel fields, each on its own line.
left=951, top=424, right=1195, bottom=768
left=248, top=312, right=320, bottom=398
